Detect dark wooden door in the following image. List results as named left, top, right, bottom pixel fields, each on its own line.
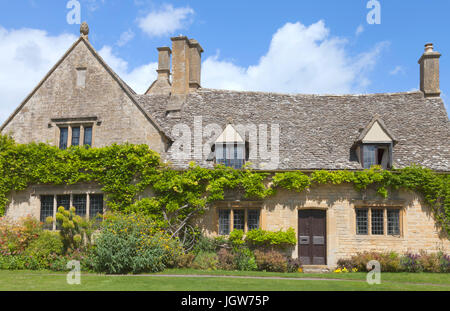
left=298, top=210, right=326, bottom=265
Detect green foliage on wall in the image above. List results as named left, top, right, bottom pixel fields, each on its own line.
left=0, top=135, right=448, bottom=235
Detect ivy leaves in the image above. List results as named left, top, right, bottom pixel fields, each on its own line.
left=0, top=135, right=448, bottom=236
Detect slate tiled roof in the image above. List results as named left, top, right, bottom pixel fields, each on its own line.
left=136, top=89, right=450, bottom=171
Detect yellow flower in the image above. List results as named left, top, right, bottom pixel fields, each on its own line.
left=342, top=267, right=348, bottom=273
left=334, top=268, right=342, bottom=273
left=352, top=268, right=358, bottom=273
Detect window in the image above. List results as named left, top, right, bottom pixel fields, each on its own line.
left=216, top=143, right=245, bottom=169
left=40, top=195, right=54, bottom=230
left=218, top=208, right=261, bottom=235
left=58, top=125, right=94, bottom=149
left=219, top=209, right=231, bottom=235
left=371, top=209, right=384, bottom=235
left=89, top=194, right=104, bottom=219
left=355, top=207, right=401, bottom=236
left=233, top=210, right=245, bottom=230
left=40, top=193, right=103, bottom=230
left=59, top=128, right=68, bottom=150
left=248, top=210, right=260, bottom=231
left=84, top=127, right=93, bottom=147
left=73, top=194, right=87, bottom=217
left=388, top=209, right=400, bottom=235
left=71, top=127, right=81, bottom=146
left=362, top=144, right=391, bottom=169
left=356, top=209, right=368, bottom=235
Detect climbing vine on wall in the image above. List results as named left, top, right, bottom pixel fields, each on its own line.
left=0, top=135, right=449, bottom=236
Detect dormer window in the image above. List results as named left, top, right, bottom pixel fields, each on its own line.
left=355, top=116, right=397, bottom=169
left=214, top=124, right=246, bottom=169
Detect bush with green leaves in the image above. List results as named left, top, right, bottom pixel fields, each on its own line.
left=24, top=231, right=63, bottom=260
left=254, top=250, right=288, bottom=272
left=92, top=213, right=183, bottom=274
left=191, top=251, right=219, bottom=270
left=245, top=228, right=297, bottom=250
left=232, top=246, right=257, bottom=271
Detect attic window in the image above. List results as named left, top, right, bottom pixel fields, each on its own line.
left=76, top=68, right=87, bottom=88
left=214, top=125, right=246, bottom=169
left=356, top=118, right=396, bottom=170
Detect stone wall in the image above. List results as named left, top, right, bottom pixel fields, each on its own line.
left=199, top=184, right=450, bottom=267
left=1, top=39, right=165, bottom=153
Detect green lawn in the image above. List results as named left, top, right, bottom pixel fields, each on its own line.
left=0, top=270, right=449, bottom=291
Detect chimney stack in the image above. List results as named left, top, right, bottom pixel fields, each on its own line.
left=166, top=35, right=203, bottom=111
left=418, top=43, right=441, bottom=97
left=145, top=47, right=172, bottom=95
left=188, top=39, right=204, bottom=90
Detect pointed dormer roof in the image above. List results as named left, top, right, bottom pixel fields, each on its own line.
left=215, top=124, right=245, bottom=143
left=356, top=115, right=397, bottom=144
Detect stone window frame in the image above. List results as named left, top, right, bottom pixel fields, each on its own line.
left=50, top=117, right=100, bottom=149
left=353, top=200, right=404, bottom=238
left=215, top=201, right=262, bottom=235
left=39, top=192, right=105, bottom=231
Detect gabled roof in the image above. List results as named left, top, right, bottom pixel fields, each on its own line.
left=355, top=115, right=397, bottom=144
left=0, top=36, right=170, bottom=143
left=215, top=124, right=245, bottom=143
left=136, top=89, right=450, bottom=171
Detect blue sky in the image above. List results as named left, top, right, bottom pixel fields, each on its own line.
left=0, top=0, right=449, bottom=123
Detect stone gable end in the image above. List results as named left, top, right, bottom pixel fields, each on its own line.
left=1, top=40, right=165, bottom=153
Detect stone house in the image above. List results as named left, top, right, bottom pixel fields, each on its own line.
left=1, top=23, right=449, bottom=267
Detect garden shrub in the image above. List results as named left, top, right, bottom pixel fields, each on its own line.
left=246, top=228, right=296, bottom=250
left=50, top=206, right=96, bottom=253
left=192, top=235, right=219, bottom=254
left=229, top=230, right=245, bottom=246
left=217, top=248, right=235, bottom=270
left=232, top=247, right=257, bottom=271
left=338, top=251, right=450, bottom=273
left=92, top=213, right=183, bottom=274
left=175, top=252, right=196, bottom=269
left=24, top=231, right=63, bottom=261
left=0, top=217, right=42, bottom=256
left=254, top=250, right=288, bottom=272
left=287, top=257, right=303, bottom=273
left=191, top=251, right=218, bottom=270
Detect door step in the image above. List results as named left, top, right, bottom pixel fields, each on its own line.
left=302, top=265, right=330, bottom=273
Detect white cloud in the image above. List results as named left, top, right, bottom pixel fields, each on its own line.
left=0, top=26, right=76, bottom=124
left=137, top=4, right=194, bottom=37
left=98, top=46, right=157, bottom=94
left=116, top=29, right=135, bottom=47
left=356, top=25, right=364, bottom=36
left=202, top=21, right=389, bottom=95
left=389, top=65, right=405, bottom=75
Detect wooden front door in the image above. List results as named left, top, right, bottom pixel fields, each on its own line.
left=298, top=210, right=327, bottom=265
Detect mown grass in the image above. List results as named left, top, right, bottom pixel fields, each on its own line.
left=0, top=270, right=449, bottom=291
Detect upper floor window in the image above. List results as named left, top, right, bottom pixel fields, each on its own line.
left=57, top=124, right=93, bottom=149
left=214, top=124, right=246, bottom=169
left=355, top=116, right=397, bottom=169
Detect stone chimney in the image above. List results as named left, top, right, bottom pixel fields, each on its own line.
left=418, top=43, right=441, bottom=97
left=146, top=47, right=172, bottom=95
left=188, top=39, right=204, bottom=90
left=167, top=36, right=203, bottom=111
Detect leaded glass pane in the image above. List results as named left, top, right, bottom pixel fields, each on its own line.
left=71, top=127, right=80, bottom=146
left=363, top=145, right=377, bottom=169
left=371, top=209, right=384, bottom=235
left=233, top=210, right=245, bottom=230
left=84, top=127, right=92, bottom=147
left=248, top=210, right=260, bottom=230
left=59, top=128, right=68, bottom=150
left=356, top=209, right=368, bottom=235
left=388, top=209, right=400, bottom=235
left=89, top=194, right=103, bottom=219
left=40, top=195, right=54, bottom=230
left=73, top=194, right=87, bottom=217
left=56, top=195, right=70, bottom=210
left=219, top=209, right=230, bottom=235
